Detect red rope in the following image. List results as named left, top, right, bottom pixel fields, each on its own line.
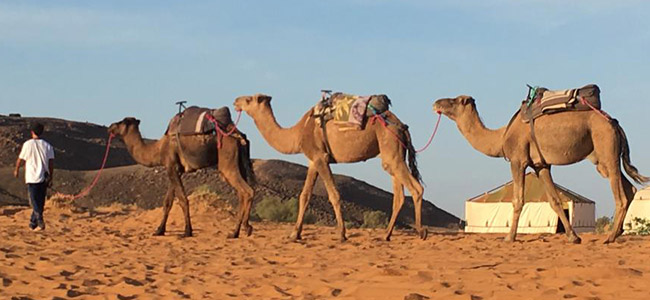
left=370, top=112, right=442, bottom=153
left=72, top=134, right=114, bottom=199
left=206, top=110, right=243, bottom=149
left=415, top=112, right=442, bottom=153
left=579, top=96, right=611, bottom=121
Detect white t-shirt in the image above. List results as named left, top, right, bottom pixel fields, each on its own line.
left=18, top=139, right=55, bottom=184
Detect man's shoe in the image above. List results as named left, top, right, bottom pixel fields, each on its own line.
left=33, top=227, right=43, bottom=232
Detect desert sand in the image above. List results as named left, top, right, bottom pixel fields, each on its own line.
left=1, top=196, right=649, bottom=300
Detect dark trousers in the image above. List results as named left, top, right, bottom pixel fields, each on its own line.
left=28, top=181, right=47, bottom=229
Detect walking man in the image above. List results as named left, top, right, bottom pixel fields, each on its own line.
left=14, top=123, right=55, bottom=231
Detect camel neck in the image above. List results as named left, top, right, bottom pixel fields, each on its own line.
left=249, top=104, right=305, bottom=154
left=456, top=106, right=506, bottom=158
left=122, top=127, right=163, bottom=166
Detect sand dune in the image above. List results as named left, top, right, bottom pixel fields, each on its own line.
left=1, top=198, right=649, bottom=300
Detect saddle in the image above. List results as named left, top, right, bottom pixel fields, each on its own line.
left=166, top=106, right=234, bottom=136
left=520, top=84, right=600, bottom=122
left=510, top=84, right=603, bottom=167
left=312, top=92, right=392, bottom=131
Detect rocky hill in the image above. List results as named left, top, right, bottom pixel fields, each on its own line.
left=0, top=115, right=460, bottom=228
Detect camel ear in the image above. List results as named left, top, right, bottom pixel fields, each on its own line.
left=460, top=96, right=475, bottom=105
left=255, top=94, right=272, bottom=103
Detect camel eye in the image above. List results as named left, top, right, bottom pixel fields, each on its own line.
left=246, top=98, right=252, bottom=104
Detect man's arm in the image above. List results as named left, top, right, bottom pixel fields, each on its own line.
left=14, top=158, right=24, bottom=178
left=47, top=159, right=54, bottom=186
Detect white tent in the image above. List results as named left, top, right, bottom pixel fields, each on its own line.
left=465, top=173, right=596, bottom=234
left=624, top=187, right=650, bottom=233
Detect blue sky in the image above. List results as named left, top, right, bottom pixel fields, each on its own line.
left=2, top=0, right=649, bottom=218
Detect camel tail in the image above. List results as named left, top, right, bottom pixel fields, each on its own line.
left=403, top=128, right=423, bottom=183
left=614, top=119, right=649, bottom=184
left=238, top=133, right=257, bottom=186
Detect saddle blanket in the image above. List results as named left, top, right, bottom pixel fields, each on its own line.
left=521, top=84, right=600, bottom=122
left=313, top=93, right=391, bottom=131
left=166, top=106, right=233, bottom=135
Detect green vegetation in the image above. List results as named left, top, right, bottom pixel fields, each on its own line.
left=360, top=211, right=388, bottom=229
left=625, top=217, right=650, bottom=236
left=595, top=216, right=612, bottom=234
left=192, top=184, right=217, bottom=197
left=253, top=196, right=315, bottom=224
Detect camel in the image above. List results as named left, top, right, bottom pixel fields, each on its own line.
left=433, top=95, right=648, bottom=243
left=233, top=94, right=424, bottom=242
left=107, top=117, right=255, bottom=238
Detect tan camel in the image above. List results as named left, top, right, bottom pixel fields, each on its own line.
left=433, top=95, right=648, bottom=243
left=108, top=117, right=255, bottom=238
left=233, top=94, right=424, bottom=241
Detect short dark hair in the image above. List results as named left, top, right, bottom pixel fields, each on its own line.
left=30, top=123, right=44, bottom=136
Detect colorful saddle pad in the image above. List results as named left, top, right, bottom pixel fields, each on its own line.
left=521, top=84, right=600, bottom=122
left=166, top=106, right=233, bottom=135
left=313, top=93, right=391, bottom=131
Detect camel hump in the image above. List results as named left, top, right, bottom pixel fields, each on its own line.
left=165, top=106, right=234, bottom=136
left=521, top=84, right=601, bottom=123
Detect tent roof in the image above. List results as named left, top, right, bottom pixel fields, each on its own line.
left=634, top=187, right=650, bottom=200
left=468, top=172, right=595, bottom=204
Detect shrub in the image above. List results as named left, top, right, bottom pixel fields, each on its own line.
left=595, top=216, right=612, bottom=234
left=625, top=217, right=650, bottom=236
left=360, top=211, right=388, bottom=229
left=192, top=184, right=216, bottom=197
left=253, top=196, right=315, bottom=224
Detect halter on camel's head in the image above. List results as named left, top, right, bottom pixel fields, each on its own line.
left=433, top=95, right=475, bottom=121
left=233, top=93, right=272, bottom=113
left=108, top=117, right=141, bottom=136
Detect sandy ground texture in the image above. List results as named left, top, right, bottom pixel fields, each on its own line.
left=1, top=197, right=649, bottom=300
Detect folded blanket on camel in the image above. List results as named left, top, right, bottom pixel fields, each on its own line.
left=520, top=84, right=600, bottom=122
left=166, top=106, right=234, bottom=136
left=313, top=93, right=392, bottom=131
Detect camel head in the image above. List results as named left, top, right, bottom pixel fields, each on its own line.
left=108, top=117, right=141, bottom=137
left=433, top=95, right=475, bottom=121
left=233, top=94, right=272, bottom=115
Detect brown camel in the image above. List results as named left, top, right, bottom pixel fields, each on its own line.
left=433, top=95, right=648, bottom=243
left=233, top=94, right=424, bottom=241
left=107, top=117, right=255, bottom=238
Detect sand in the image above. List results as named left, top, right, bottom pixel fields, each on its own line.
left=1, top=198, right=649, bottom=300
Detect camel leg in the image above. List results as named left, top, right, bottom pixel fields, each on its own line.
left=605, top=171, right=635, bottom=243
left=393, top=162, right=426, bottom=240
left=153, top=186, right=175, bottom=236
left=314, top=159, right=347, bottom=242
left=505, top=162, right=526, bottom=243
left=168, top=168, right=193, bottom=238
left=221, top=168, right=255, bottom=239
left=384, top=177, right=404, bottom=241
left=290, top=162, right=319, bottom=241
left=537, top=167, right=581, bottom=244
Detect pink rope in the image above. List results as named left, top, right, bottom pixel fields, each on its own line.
left=72, top=134, right=114, bottom=199
left=371, top=112, right=442, bottom=153
left=579, top=96, right=611, bottom=121
left=415, top=112, right=442, bottom=153
left=206, top=110, right=243, bottom=149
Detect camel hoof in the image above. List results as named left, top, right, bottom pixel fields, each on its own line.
left=340, top=235, right=348, bottom=243
left=227, top=232, right=239, bottom=239
left=153, top=228, right=165, bottom=236
left=419, top=228, right=428, bottom=240
left=384, top=234, right=392, bottom=242
left=603, top=237, right=616, bottom=244
left=245, top=225, right=253, bottom=237
left=568, top=235, right=582, bottom=244
left=504, top=236, right=515, bottom=243
left=181, top=231, right=193, bottom=238
left=289, top=232, right=301, bottom=241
